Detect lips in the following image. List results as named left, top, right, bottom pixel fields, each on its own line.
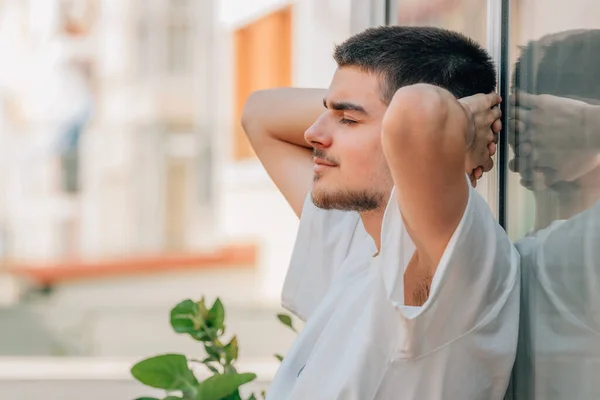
left=313, top=157, right=337, bottom=167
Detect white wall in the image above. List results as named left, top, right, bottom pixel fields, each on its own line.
left=292, top=0, right=352, bottom=88
left=219, top=0, right=292, bottom=28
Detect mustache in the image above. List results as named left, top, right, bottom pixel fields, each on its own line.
left=312, top=148, right=339, bottom=165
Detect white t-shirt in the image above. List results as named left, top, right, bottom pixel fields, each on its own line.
left=268, top=182, right=520, bottom=400
left=512, top=200, right=600, bottom=399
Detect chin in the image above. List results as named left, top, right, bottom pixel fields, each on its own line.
left=547, top=179, right=580, bottom=193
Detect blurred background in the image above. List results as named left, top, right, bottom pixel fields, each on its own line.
left=0, top=0, right=351, bottom=398
left=0, top=0, right=599, bottom=399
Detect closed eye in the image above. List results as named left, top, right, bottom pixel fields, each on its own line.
left=340, top=118, right=357, bottom=125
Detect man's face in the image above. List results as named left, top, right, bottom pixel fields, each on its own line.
left=304, top=66, right=394, bottom=211
left=513, top=149, right=600, bottom=192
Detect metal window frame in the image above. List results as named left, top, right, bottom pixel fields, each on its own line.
left=487, top=0, right=510, bottom=229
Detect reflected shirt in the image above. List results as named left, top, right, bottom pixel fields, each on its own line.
left=267, top=181, right=520, bottom=400
left=513, top=199, right=600, bottom=399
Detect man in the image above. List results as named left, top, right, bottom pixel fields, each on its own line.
left=508, top=29, right=600, bottom=399
left=242, top=26, right=519, bottom=399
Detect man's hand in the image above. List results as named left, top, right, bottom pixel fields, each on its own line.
left=508, top=92, right=600, bottom=190
left=509, top=92, right=593, bottom=151
left=459, top=93, right=503, bottom=187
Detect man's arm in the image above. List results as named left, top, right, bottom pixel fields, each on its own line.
left=509, top=92, right=600, bottom=151
left=241, top=88, right=325, bottom=217
left=381, top=84, right=501, bottom=268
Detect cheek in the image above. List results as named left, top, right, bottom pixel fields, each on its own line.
left=340, top=135, right=387, bottom=179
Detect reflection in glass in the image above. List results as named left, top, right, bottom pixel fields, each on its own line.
left=508, top=29, right=600, bottom=399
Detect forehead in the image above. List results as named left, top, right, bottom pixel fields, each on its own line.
left=326, top=66, right=384, bottom=108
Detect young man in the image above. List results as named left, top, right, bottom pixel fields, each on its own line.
left=243, top=26, right=519, bottom=399
left=509, top=29, right=600, bottom=399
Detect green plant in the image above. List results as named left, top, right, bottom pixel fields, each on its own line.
left=273, top=313, right=297, bottom=362
left=131, top=297, right=260, bottom=400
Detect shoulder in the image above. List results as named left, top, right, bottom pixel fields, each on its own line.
left=282, top=193, right=369, bottom=320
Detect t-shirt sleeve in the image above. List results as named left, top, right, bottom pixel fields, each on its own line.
left=517, top=199, right=600, bottom=333
left=281, top=192, right=363, bottom=321
left=379, top=181, right=520, bottom=349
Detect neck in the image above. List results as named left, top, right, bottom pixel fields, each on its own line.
left=360, top=209, right=386, bottom=252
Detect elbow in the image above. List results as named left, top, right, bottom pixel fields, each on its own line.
left=382, top=84, right=451, bottom=152
left=241, top=90, right=268, bottom=135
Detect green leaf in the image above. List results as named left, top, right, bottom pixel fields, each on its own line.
left=163, top=397, right=184, bottom=400
left=197, top=298, right=210, bottom=319
left=224, top=364, right=237, bottom=374
left=274, top=354, right=284, bottom=362
left=131, top=354, right=198, bottom=393
left=276, top=313, right=297, bottom=333
left=222, top=390, right=243, bottom=400
left=207, top=298, right=225, bottom=331
left=204, top=343, right=222, bottom=362
left=205, top=363, right=220, bottom=374
left=224, top=336, right=239, bottom=363
left=196, top=373, right=257, bottom=400
left=171, top=300, right=202, bottom=334
left=190, top=330, right=212, bottom=342
left=134, top=398, right=161, bottom=400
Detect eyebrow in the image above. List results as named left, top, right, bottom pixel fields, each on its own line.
left=323, top=98, right=368, bottom=115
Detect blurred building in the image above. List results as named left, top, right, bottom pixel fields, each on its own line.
left=0, top=0, right=351, bottom=398
left=0, top=0, right=350, bottom=294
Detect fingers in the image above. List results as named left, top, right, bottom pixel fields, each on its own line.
left=516, top=142, right=532, bottom=157
left=486, top=93, right=502, bottom=108
left=509, top=144, right=536, bottom=173
left=492, top=119, right=502, bottom=135
left=470, top=175, right=477, bottom=188
left=515, top=108, right=531, bottom=125
left=488, top=106, right=502, bottom=125
left=482, top=156, right=494, bottom=173
left=508, top=114, right=531, bottom=148
left=475, top=166, right=484, bottom=181
left=460, top=92, right=502, bottom=114
left=511, top=91, right=537, bottom=109
left=509, top=157, right=531, bottom=174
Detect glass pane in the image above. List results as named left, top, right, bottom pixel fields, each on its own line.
left=507, top=0, right=600, bottom=398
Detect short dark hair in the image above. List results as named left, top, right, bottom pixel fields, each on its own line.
left=512, top=29, right=600, bottom=103
left=333, top=26, right=496, bottom=103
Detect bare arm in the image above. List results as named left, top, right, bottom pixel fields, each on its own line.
left=241, top=88, right=325, bottom=217
left=382, top=84, right=501, bottom=268
left=509, top=92, right=600, bottom=151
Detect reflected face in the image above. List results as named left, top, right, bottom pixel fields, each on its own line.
left=304, top=67, right=393, bottom=211
left=510, top=138, right=600, bottom=192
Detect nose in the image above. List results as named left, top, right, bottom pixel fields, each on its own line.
left=304, top=112, right=332, bottom=149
